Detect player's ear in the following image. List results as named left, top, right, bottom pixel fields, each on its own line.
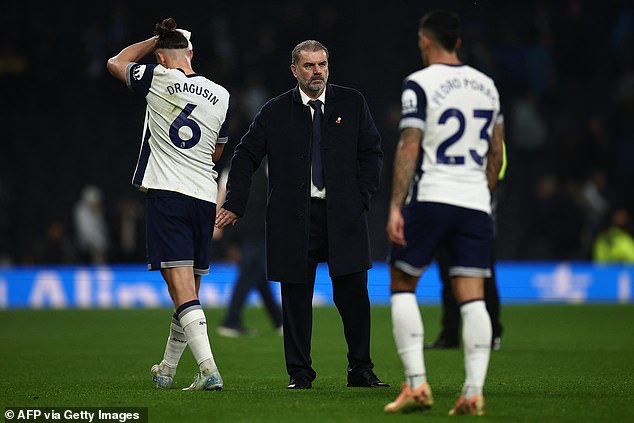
left=155, top=50, right=166, bottom=66
left=189, top=50, right=194, bottom=61
left=419, top=33, right=431, bottom=50
left=455, top=37, right=462, bottom=50
left=290, top=63, right=298, bottom=78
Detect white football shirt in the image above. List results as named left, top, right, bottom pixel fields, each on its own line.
left=126, top=63, right=230, bottom=203
left=400, top=64, right=503, bottom=214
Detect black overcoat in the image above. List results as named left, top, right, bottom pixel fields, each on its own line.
left=223, top=83, right=383, bottom=283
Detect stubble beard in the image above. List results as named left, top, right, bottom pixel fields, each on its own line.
left=305, top=79, right=324, bottom=96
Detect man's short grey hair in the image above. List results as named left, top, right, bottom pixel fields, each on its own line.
left=291, top=40, right=329, bottom=65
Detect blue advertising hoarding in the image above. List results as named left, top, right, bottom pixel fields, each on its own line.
left=0, top=262, right=631, bottom=309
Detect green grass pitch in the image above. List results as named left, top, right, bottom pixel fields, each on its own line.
left=1, top=304, right=633, bottom=422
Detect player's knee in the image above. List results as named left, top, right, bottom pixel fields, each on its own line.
left=452, top=276, right=485, bottom=303
left=389, top=266, right=419, bottom=292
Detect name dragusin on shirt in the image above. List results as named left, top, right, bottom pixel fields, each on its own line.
left=166, top=82, right=220, bottom=105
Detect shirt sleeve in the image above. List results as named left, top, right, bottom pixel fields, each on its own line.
left=496, top=92, right=505, bottom=125
left=125, top=63, right=157, bottom=97
left=217, top=107, right=230, bottom=144
left=399, top=79, right=427, bottom=132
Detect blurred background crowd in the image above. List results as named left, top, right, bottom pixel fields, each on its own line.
left=0, top=0, right=632, bottom=265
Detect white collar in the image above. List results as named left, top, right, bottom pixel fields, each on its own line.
left=299, top=87, right=326, bottom=106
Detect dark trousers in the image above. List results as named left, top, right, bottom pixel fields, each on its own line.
left=436, top=247, right=503, bottom=344
left=281, top=199, right=373, bottom=380
left=222, top=239, right=282, bottom=328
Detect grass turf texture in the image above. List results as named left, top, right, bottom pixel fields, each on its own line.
left=1, top=305, right=633, bottom=422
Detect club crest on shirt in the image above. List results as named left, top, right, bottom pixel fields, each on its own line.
left=133, top=65, right=147, bottom=81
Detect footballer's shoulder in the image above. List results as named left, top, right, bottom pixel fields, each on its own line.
left=463, top=65, right=496, bottom=85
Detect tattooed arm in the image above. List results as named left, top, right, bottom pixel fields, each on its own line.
left=386, top=127, right=422, bottom=247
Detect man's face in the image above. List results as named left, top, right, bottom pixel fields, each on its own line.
left=291, top=49, right=329, bottom=98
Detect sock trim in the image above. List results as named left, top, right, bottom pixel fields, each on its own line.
left=390, top=290, right=416, bottom=295
left=459, top=298, right=485, bottom=307
left=176, top=300, right=202, bottom=320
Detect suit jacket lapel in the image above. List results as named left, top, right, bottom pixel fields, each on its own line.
left=292, top=85, right=313, bottom=131
left=323, top=83, right=336, bottom=124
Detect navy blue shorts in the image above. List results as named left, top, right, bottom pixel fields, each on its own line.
left=388, top=201, right=493, bottom=278
left=145, top=189, right=215, bottom=275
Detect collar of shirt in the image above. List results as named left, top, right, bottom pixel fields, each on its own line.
left=299, top=88, right=326, bottom=115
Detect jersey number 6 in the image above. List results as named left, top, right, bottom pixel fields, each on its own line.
left=169, top=103, right=201, bottom=149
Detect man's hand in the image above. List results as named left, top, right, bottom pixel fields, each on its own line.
left=386, top=127, right=420, bottom=248
left=106, top=36, right=158, bottom=83
left=215, top=207, right=238, bottom=229
left=386, top=206, right=406, bottom=248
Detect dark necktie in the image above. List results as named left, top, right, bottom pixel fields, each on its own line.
left=308, top=99, right=324, bottom=190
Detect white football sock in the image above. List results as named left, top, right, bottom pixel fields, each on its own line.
left=178, top=303, right=217, bottom=375
left=461, top=300, right=492, bottom=398
left=160, top=313, right=187, bottom=374
left=391, top=292, right=427, bottom=389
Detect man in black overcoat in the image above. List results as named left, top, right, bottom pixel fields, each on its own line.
left=215, top=40, right=388, bottom=389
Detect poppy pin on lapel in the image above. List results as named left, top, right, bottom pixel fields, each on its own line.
left=336, top=117, right=342, bottom=124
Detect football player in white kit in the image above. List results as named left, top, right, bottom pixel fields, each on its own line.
left=384, top=10, right=504, bottom=415
left=107, top=18, right=230, bottom=391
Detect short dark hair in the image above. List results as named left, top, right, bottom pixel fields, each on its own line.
left=291, top=40, right=329, bottom=65
left=154, top=18, right=188, bottom=50
left=419, top=10, right=461, bottom=52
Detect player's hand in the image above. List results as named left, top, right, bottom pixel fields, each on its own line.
left=386, top=207, right=406, bottom=247
left=212, top=227, right=223, bottom=240
left=215, top=208, right=238, bottom=229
